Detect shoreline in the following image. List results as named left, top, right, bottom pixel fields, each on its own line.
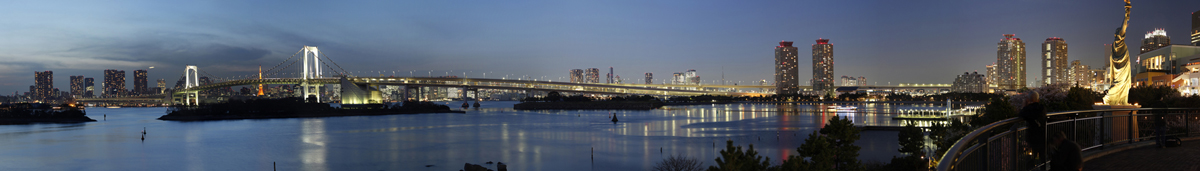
left=0, top=118, right=97, bottom=124
left=157, top=109, right=466, bottom=121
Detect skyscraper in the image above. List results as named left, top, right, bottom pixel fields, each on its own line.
left=1141, top=28, right=1170, bottom=54
left=812, top=39, right=834, bottom=93
left=607, top=67, right=614, bottom=84
left=1193, top=10, right=1200, bottom=46
left=1042, top=37, right=1069, bottom=85
left=585, top=68, right=600, bottom=83
left=104, top=69, right=125, bottom=97
left=985, top=64, right=997, bottom=86
left=569, top=69, right=584, bottom=83
left=70, top=76, right=84, bottom=98
left=84, top=77, right=94, bottom=98
left=134, top=69, right=148, bottom=96
left=645, top=73, right=653, bottom=84
left=34, top=71, right=53, bottom=101
left=775, top=41, right=799, bottom=95
left=997, top=34, right=1026, bottom=90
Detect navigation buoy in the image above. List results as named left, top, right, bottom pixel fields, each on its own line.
left=611, top=113, right=618, bottom=123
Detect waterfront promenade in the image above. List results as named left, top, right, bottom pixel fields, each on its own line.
left=1084, top=139, right=1200, bottom=170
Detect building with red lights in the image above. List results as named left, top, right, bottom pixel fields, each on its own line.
left=997, top=34, right=1026, bottom=90
left=812, top=39, right=834, bottom=94
left=775, top=41, right=798, bottom=95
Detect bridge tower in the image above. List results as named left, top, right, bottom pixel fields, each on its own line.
left=183, top=65, right=200, bottom=105
left=300, top=46, right=323, bottom=101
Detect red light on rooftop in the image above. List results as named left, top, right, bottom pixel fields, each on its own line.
left=779, top=41, right=794, bottom=47
left=815, top=38, right=829, bottom=44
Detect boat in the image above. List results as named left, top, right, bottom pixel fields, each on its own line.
left=106, top=106, right=121, bottom=109
left=827, top=105, right=857, bottom=110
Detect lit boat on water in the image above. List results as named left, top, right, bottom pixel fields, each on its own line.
left=106, top=106, right=121, bottom=109
left=827, top=105, right=857, bottom=110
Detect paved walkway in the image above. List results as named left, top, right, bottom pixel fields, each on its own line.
left=1084, top=139, right=1200, bottom=171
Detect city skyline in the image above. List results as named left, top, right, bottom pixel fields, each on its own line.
left=1, top=1, right=1198, bottom=93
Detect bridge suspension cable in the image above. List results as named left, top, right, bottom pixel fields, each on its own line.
left=261, top=49, right=303, bottom=78
left=316, top=51, right=350, bottom=77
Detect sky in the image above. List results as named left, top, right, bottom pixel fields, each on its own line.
left=0, top=0, right=1197, bottom=94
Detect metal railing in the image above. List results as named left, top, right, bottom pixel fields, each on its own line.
left=937, top=108, right=1200, bottom=171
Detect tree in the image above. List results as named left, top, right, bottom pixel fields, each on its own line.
left=654, top=154, right=705, bottom=171
left=820, top=116, right=863, bottom=171
left=708, top=140, right=772, bottom=171
left=1063, top=86, right=1099, bottom=111
left=779, top=130, right=835, bottom=171
left=891, top=123, right=927, bottom=171
left=897, top=123, right=924, bottom=156
left=972, top=97, right=1016, bottom=126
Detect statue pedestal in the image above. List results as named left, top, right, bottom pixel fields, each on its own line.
left=1094, top=104, right=1141, bottom=143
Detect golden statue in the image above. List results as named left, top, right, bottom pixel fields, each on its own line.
left=1103, top=0, right=1132, bottom=105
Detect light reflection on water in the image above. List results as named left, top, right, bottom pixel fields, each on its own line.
left=0, top=101, right=965, bottom=170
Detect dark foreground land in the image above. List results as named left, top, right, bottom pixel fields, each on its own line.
left=159, top=98, right=464, bottom=121
left=513, top=101, right=664, bottom=110
left=0, top=103, right=96, bottom=124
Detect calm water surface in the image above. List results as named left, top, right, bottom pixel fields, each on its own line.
left=0, top=101, right=947, bottom=171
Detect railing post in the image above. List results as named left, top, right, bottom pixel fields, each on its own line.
left=1128, top=110, right=1134, bottom=144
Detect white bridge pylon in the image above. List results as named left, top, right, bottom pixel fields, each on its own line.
left=301, top=46, right=323, bottom=101
left=183, top=65, right=200, bottom=105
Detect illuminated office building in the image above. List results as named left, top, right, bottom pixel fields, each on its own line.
left=812, top=39, right=834, bottom=93
left=1141, top=29, right=1170, bottom=54
left=70, top=75, right=84, bottom=97
left=84, top=78, right=94, bottom=98
left=134, top=69, right=148, bottom=96
left=104, top=69, right=125, bottom=97
left=1192, top=10, right=1199, bottom=46
left=34, top=71, right=53, bottom=101
left=997, top=34, right=1027, bottom=90
left=645, top=73, right=652, bottom=84
left=157, top=79, right=166, bottom=94
left=775, top=41, right=799, bottom=94
left=986, top=64, right=997, bottom=86
left=1042, top=37, right=1069, bottom=85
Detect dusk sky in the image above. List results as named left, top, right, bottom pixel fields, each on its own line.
left=1, top=0, right=1197, bottom=94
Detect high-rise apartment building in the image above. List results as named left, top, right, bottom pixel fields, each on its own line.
left=569, top=69, right=584, bottom=83
left=104, top=69, right=125, bottom=97
left=585, top=68, right=600, bottom=83
left=840, top=76, right=857, bottom=86
left=134, top=70, right=147, bottom=96
left=70, top=76, right=84, bottom=97
left=985, top=64, right=997, bottom=86
left=1042, top=37, right=1069, bottom=85
left=84, top=77, right=94, bottom=98
left=645, top=73, right=652, bottom=84
left=952, top=72, right=988, bottom=93
left=1192, top=10, right=1199, bottom=46
left=1141, top=29, right=1170, bottom=54
left=812, top=39, right=834, bottom=93
left=997, top=34, right=1026, bottom=90
left=34, top=71, right=53, bottom=101
left=775, top=41, right=799, bottom=95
